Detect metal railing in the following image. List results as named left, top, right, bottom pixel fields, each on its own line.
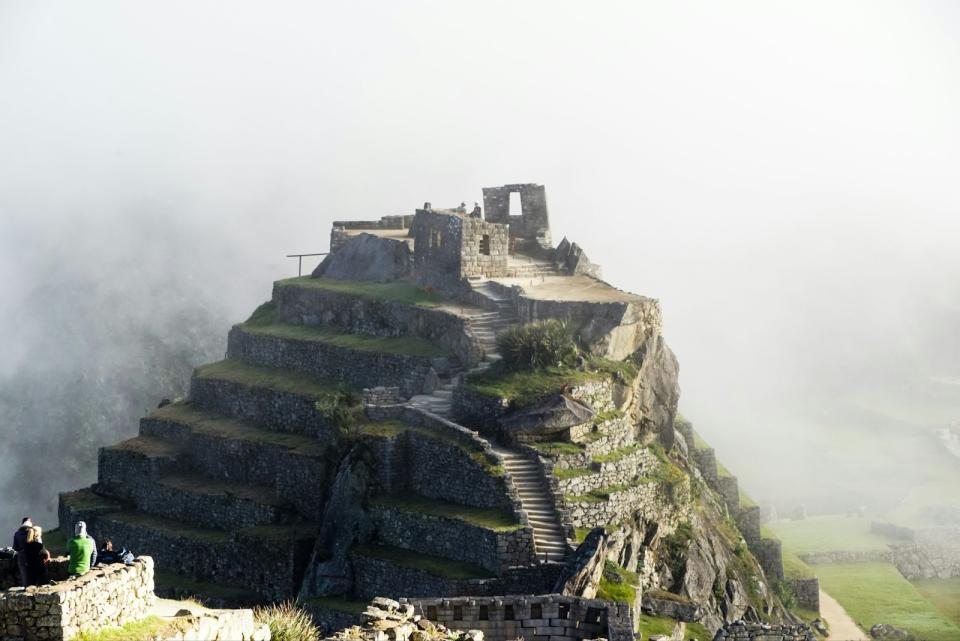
left=286, top=252, right=328, bottom=277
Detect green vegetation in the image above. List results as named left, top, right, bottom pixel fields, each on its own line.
left=636, top=614, right=677, bottom=639
left=245, top=301, right=278, bottom=326
left=553, top=466, right=592, bottom=480
left=912, top=578, right=960, bottom=628
left=254, top=601, right=321, bottom=641
left=195, top=360, right=355, bottom=399
left=76, top=617, right=188, bottom=641
left=596, top=560, right=640, bottom=604
left=306, top=596, right=370, bottom=616
left=765, top=514, right=895, bottom=555
left=153, top=403, right=330, bottom=456
left=593, top=408, right=624, bottom=424
left=241, top=322, right=451, bottom=358
left=648, top=445, right=688, bottom=501
left=276, top=277, right=443, bottom=307
left=465, top=356, right=637, bottom=409
left=529, top=440, right=585, bottom=456
left=781, top=549, right=815, bottom=580
left=370, top=495, right=523, bottom=532
left=592, top=444, right=640, bottom=464
left=59, top=488, right=122, bottom=514
left=352, top=422, right=503, bottom=476
left=739, top=488, right=757, bottom=508
left=816, top=563, right=960, bottom=641
left=42, top=527, right=67, bottom=556
left=352, top=543, right=494, bottom=580
left=496, top=320, right=578, bottom=370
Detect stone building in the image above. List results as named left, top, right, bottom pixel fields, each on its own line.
left=412, top=208, right=510, bottom=290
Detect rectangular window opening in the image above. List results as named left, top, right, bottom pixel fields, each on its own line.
left=509, top=191, right=522, bottom=216
left=530, top=604, right=542, bottom=620
left=479, top=605, right=489, bottom=621
left=453, top=606, right=463, bottom=621
left=585, top=607, right=602, bottom=625
left=559, top=604, right=570, bottom=620
left=426, top=606, right=438, bottom=621
left=504, top=605, right=515, bottom=621
left=479, top=234, right=491, bottom=255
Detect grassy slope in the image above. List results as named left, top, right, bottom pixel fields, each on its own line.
left=816, top=563, right=960, bottom=641
left=276, top=277, right=443, bottom=307
left=765, top=515, right=894, bottom=555
left=912, top=578, right=960, bottom=628
left=369, top=495, right=522, bottom=532
left=352, top=543, right=493, bottom=580
left=195, top=359, right=352, bottom=398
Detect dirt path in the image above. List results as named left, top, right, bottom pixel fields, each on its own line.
left=820, top=590, right=868, bottom=641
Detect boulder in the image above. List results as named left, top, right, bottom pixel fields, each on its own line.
left=499, top=394, right=596, bottom=437
left=312, top=232, right=411, bottom=282
left=870, top=623, right=914, bottom=641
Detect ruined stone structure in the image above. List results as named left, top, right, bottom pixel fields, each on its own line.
left=55, top=183, right=796, bottom=640
left=0, top=557, right=155, bottom=641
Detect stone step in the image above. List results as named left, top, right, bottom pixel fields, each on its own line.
left=89, top=510, right=318, bottom=601
left=189, top=360, right=348, bottom=438
left=137, top=403, right=333, bottom=521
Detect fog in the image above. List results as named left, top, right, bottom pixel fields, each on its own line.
left=2, top=1, right=959, bottom=529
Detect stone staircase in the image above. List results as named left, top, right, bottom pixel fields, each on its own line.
left=494, top=447, right=570, bottom=563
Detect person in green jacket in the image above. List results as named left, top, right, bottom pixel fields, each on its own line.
left=67, top=521, right=97, bottom=576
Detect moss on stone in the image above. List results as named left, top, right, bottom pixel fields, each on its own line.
left=352, top=543, right=494, bottom=580
left=554, top=466, right=592, bottom=480
left=529, top=440, right=585, bottom=456
left=369, top=495, right=523, bottom=532
left=353, top=422, right=503, bottom=476
left=592, top=444, right=641, bottom=464
left=75, top=615, right=188, bottom=641
left=275, top=277, right=443, bottom=307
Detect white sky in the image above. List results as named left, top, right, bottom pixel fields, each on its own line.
left=2, top=1, right=959, bottom=506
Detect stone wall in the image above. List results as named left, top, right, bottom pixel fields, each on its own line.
left=330, top=215, right=414, bottom=252
left=161, top=608, right=269, bottom=641
left=891, top=527, right=960, bottom=579
left=0, top=558, right=69, bottom=591
left=227, top=325, right=440, bottom=399
left=452, top=386, right=511, bottom=432
left=368, top=506, right=536, bottom=574
left=712, top=621, right=815, bottom=641
left=0, top=557, right=155, bottom=641
left=273, top=281, right=483, bottom=367
left=412, top=210, right=510, bottom=291
left=401, top=593, right=634, bottom=641
left=189, top=374, right=341, bottom=438
left=785, top=578, right=820, bottom=612
left=734, top=507, right=761, bottom=547
left=798, top=549, right=892, bottom=565
left=751, top=538, right=784, bottom=582
left=459, top=217, right=510, bottom=280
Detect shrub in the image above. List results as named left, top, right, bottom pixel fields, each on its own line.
left=253, top=602, right=321, bottom=641
left=496, top=320, right=578, bottom=371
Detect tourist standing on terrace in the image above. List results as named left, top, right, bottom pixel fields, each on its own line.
left=24, top=526, right=50, bottom=586
left=67, top=521, right=97, bottom=576
left=12, top=517, right=33, bottom=587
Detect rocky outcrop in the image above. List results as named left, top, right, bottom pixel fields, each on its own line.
left=629, top=335, right=680, bottom=446
left=554, top=528, right=607, bottom=598
left=313, top=233, right=412, bottom=281
left=500, top=395, right=596, bottom=438
left=325, top=597, right=480, bottom=641
left=869, top=623, right=914, bottom=641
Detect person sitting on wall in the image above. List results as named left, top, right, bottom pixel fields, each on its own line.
left=67, top=521, right=97, bottom=576
left=24, top=526, right=51, bottom=586
left=97, top=539, right=134, bottom=565
left=12, top=517, right=33, bottom=587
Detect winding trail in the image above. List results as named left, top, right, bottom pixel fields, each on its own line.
left=820, top=590, right=867, bottom=641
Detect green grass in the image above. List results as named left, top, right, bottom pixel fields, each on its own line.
left=59, top=488, right=123, bottom=514
left=739, top=488, right=757, bottom=508
left=592, top=444, right=640, bottom=464
left=369, top=495, right=523, bottom=532
left=240, top=322, right=451, bottom=358
left=912, top=578, right=960, bottom=628
left=596, top=561, right=640, bottom=604
left=195, top=360, right=354, bottom=399
left=816, top=563, right=960, bottom=641
left=352, top=543, right=493, bottom=580
left=765, top=515, right=895, bottom=555
left=553, top=466, right=592, bottom=480
left=276, top=277, right=443, bottom=307
left=306, top=596, right=369, bottom=616
left=565, top=482, right=642, bottom=504
left=782, top=549, right=815, bottom=580
left=464, top=356, right=635, bottom=409
left=529, top=440, right=585, bottom=456
left=636, top=614, right=677, bottom=639
left=685, top=622, right=713, bottom=640
left=75, top=616, right=188, bottom=641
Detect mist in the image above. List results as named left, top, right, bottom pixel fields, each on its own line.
left=2, top=1, right=959, bottom=530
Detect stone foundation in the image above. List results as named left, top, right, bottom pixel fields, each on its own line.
left=711, top=621, right=815, bottom=641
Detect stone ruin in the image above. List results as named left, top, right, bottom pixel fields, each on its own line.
left=48, top=182, right=810, bottom=640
